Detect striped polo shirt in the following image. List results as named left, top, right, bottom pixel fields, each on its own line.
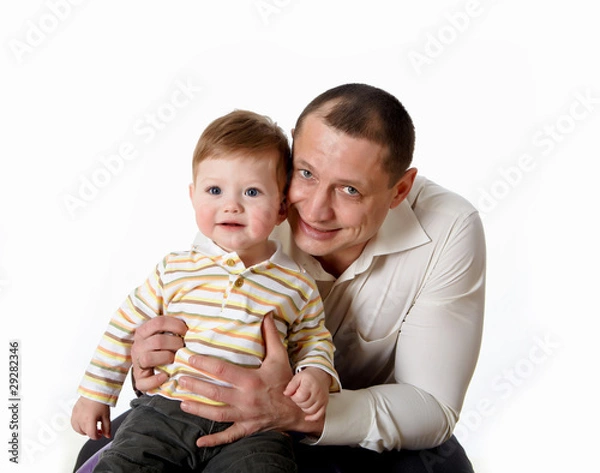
left=78, top=232, right=339, bottom=406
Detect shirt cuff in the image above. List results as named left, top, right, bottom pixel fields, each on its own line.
left=309, top=389, right=374, bottom=447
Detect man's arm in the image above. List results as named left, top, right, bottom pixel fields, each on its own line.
left=131, top=213, right=485, bottom=451
left=318, top=211, right=486, bottom=451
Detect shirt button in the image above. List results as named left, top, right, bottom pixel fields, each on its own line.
left=234, top=278, right=244, bottom=288
left=226, top=258, right=235, bottom=267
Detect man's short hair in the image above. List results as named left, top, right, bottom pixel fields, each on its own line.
left=192, top=109, right=291, bottom=190
left=294, top=84, right=415, bottom=186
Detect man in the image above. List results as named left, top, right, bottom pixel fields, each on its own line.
left=75, top=83, right=485, bottom=472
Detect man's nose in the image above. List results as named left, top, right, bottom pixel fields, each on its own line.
left=304, top=186, right=334, bottom=222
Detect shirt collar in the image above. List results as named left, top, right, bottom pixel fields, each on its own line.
left=191, top=232, right=302, bottom=273
left=275, top=196, right=431, bottom=283
left=350, top=198, right=431, bottom=276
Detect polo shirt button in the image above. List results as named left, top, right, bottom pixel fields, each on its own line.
left=226, top=258, right=235, bottom=267
left=234, top=278, right=244, bottom=288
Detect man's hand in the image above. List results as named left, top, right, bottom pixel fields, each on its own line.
left=131, top=317, right=187, bottom=393
left=179, top=314, right=325, bottom=447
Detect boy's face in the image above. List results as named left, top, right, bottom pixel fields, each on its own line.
left=189, top=150, right=286, bottom=265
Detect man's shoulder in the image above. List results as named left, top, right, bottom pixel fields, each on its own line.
left=407, top=175, right=479, bottom=220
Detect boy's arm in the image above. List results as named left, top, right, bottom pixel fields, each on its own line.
left=78, top=258, right=168, bottom=406
left=286, top=285, right=340, bottom=393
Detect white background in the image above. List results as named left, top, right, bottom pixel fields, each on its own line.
left=2, top=1, right=599, bottom=471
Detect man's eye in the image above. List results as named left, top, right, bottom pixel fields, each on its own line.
left=207, top=186, right=221, bottom=195
left=245, top=188, right=260, bottom=197
left=343, top=186, right=359, bottom=196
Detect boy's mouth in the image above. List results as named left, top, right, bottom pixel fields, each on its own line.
left=218, top=222, right=244, bottom=228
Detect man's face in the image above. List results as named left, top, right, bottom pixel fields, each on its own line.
left=287, top=114, right=416, bottom=275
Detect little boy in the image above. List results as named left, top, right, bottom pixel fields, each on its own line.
left=71, top=110, right=340, bottom=472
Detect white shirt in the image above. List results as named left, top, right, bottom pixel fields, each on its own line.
left=275, top=175, right=486, bottom=452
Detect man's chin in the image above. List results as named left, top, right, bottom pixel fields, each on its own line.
left=293, top=230, right=340, bottom=257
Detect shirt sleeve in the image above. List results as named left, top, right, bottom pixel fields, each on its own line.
left=287, top=284, right=341, bottom=392
left=77, top=259, right=167, bottom=406
left=315, top=211, right=486, bottom=451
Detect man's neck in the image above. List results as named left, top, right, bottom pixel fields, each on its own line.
left=314, top=253, right=355, bottom=279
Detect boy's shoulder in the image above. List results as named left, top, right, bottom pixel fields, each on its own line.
left=268, top=241, right=319, bottom=288
left=159, top=249, right=212, bottom=269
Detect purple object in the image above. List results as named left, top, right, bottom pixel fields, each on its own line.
left=74, top=443, right=111, bottom=473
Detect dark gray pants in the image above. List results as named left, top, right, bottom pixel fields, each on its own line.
left=93, top=395, right=296, bottom=473
left=78, top=400, right=474, bottom=473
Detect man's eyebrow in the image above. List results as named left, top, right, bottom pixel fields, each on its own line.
left=292, top=158, right=313, bottom=170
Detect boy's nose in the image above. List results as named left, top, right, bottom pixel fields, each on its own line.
left=223, top=199, right=243, bottom=213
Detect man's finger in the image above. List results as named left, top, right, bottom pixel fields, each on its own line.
left=148, top=332, right=186, bottom=352
left=136, top=350, right=177, bottom=371
left=196, top=424, right=246, bottom=448
left=180, top=397, right=238, bottom=425
left=283, top=376, right=300, bottom=397
left=134, top=371, right=168, bottom=393
left=185, top=355, right=246, bottom=387
left=134, top=316, right=188, bottom=340
left=179, top=376, right=238, bottom=408
left=262, top=313, right=286, bottom=359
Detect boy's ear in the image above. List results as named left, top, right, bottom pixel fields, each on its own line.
left=276, top=197, right=288, bottom=225
left=188, top=183, right=194, bottom=201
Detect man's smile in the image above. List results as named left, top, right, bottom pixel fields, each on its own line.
left=297, top=216, right=340, bottom=240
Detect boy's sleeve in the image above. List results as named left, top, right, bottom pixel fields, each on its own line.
left=77, top=258, right=167, bottom=406
left=287, top=283, right=341, bottom=392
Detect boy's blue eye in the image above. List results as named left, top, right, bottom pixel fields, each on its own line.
left=208, top=186, right=221, bottom=195
left=245, top=188, right=260, bottom=197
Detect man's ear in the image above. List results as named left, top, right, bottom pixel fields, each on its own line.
left=389, top=168, right=418, bottom=209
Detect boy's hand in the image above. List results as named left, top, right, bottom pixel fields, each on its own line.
left=71, top=396, right=111, bottom=440
left=283, top=367, right=331, bottom=422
